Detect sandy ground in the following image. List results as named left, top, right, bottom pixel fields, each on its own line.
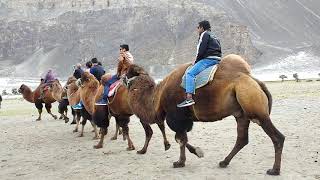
left=0, top=80, right=320, bottom=180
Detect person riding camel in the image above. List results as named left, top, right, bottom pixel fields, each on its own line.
left=90, top=58, right=105, bottom=82
left=73, top=63, right=84, bottom=79
left=177, top=20, right=222, bottom=108
left=39, top=69, right=57, bottom=99
left=95, top=44, right=134, bottom=105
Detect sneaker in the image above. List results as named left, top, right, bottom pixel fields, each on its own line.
left=72, top=103, right=83, bottom=110
left=177, top=99, right=195, bottom=108
left=95, top=98, right=108, bottom=106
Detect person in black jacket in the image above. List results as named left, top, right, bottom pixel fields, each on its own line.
left=89, top=58, right=105, bottom=81
left=73, top=63, right=84, bottom=79
left=177, top=20, right=222, bottom=108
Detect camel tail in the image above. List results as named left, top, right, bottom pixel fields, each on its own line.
left=251, top=77, right=272, bottom=114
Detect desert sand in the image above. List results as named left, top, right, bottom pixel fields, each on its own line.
left=0, top=80, right=319, bottom=180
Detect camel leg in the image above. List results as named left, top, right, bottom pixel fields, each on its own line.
left=71, top=108, right=77, bottom=124
left=45, top=103, right=57, bottom=120
left=185, top=143, right=204, bottom=158
left=111, top=123, right=120, bottom=140
left=73, top=112, right=81, bottom=132
left=137, top=121, right=153, bottom=154
left=157, top=122, right=171, bottom=151
left=35, top=102, right=43, bottom=121
left=219, top=116, right=250, bottom=168
left=173, top=132, right=187, bottom=168
left=118, top=117, right=135, bottom=151
left=122, top=124, right=135, bottom=151
left=261, top=117, right=285, bottom=175
left=36, top=109, right=42, bottom=121
left=94, top=128, right=108, bottom=149
left=79, top=118, right=87, bottom=137
left=63, top=108, right=69, bottom=123
left=90, top=121, right=99, bottom=140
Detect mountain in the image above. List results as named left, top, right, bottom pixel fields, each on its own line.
left=0, top=0, right=319, bottom=79
left=0, top=0, right=259, bottom=78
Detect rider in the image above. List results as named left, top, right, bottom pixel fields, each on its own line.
left=73, top=63, right=84, bottom=79
left=177, top=20, right=222, bottom=108
left=39, top=69, right=57, bottom=99
left=90, top=58, right=105, bottom=82
left=95, top=44, right=134, bottom=105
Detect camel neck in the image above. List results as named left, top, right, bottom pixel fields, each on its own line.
left=22, top=88, right=35, bottom=103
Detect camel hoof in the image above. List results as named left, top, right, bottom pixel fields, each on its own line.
left=78, top=134, right=84, bottom=137
left=36, top=118, right=41, bottom=121
left=173, top=161, right=185, bottom=168
left=64, top=118, right=69, bottom=124
left=59, top=116, right=63, bottom=119
left=137, top=149, right=147, bottom=154
left=93, top=144, right=103, bottom=149
left=266, top=169, right=280, bottom=176
left=127, top=146, right=135, bottom=151
left=219, top=161, right=229, bottom=168
left=53, top=115, right=58, bottom=120
left=73, top=129, right=78, bottom=133
left=195, top=147, right=204, bottom=158
left=164, top=143, right=171, bottom=151
left=110, top=136, right=117, bottom=140
left=70, top=121, right=76, bottom=125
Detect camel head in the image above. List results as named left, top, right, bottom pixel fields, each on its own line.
left=66, top=76, right=77, bottom=86
left=124, top=64, right=148, bottom=88
left=18, top=84, right=29, bottom=94
left=79, top=72, right=99, bottom=88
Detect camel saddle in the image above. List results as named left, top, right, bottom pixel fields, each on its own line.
left=180, top=64, right=218, bottom=93
left=108, top=80, right=121, bottom=97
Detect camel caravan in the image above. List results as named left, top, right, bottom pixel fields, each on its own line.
left=19, top=20, right=285, bottom=176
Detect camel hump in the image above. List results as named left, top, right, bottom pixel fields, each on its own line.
left=234, top=74, right=269, bottom=120
left=220, top=54, right=251, bottom=74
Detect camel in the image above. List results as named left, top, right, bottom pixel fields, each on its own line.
left=48, top=80, right=70, bottom=123
left=67, top=75, right=124, bottom=140
left=79, top=72, right=171, bottom=153
left=18, top=82, right=57, bottom=121
left=124, top=54, right=285, bottom=175
left=64, top=76, right=98, bottom=138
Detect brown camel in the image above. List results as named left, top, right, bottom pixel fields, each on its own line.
left=124, top=54, right=285, bottom=175
left=67, top=75, right=123, bottom=140
left=48, top=80, right=70, bottom=123
left=64, top=76, right=97, bottom=138
left=18, top=82, right=58, bottom=121
left=79, top=72, right=171, bottom=153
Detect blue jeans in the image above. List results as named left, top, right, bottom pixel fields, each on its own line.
left=103, top=75, right=119, bottom=100
left=186, top=58, right=220, bottom=94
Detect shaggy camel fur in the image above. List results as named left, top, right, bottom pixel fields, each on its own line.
left=124, top=54, right=285, bottom=175
left=18, top=83, right=57, bottom=121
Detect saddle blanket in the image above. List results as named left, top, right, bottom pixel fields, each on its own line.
left=180, top=64, right=218, bottom=93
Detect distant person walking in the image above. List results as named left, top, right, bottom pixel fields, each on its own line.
left=0, top=94, right=2, bottom=109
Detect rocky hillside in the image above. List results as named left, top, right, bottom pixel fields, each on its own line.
left=0, top=0, right=259, bottom=78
